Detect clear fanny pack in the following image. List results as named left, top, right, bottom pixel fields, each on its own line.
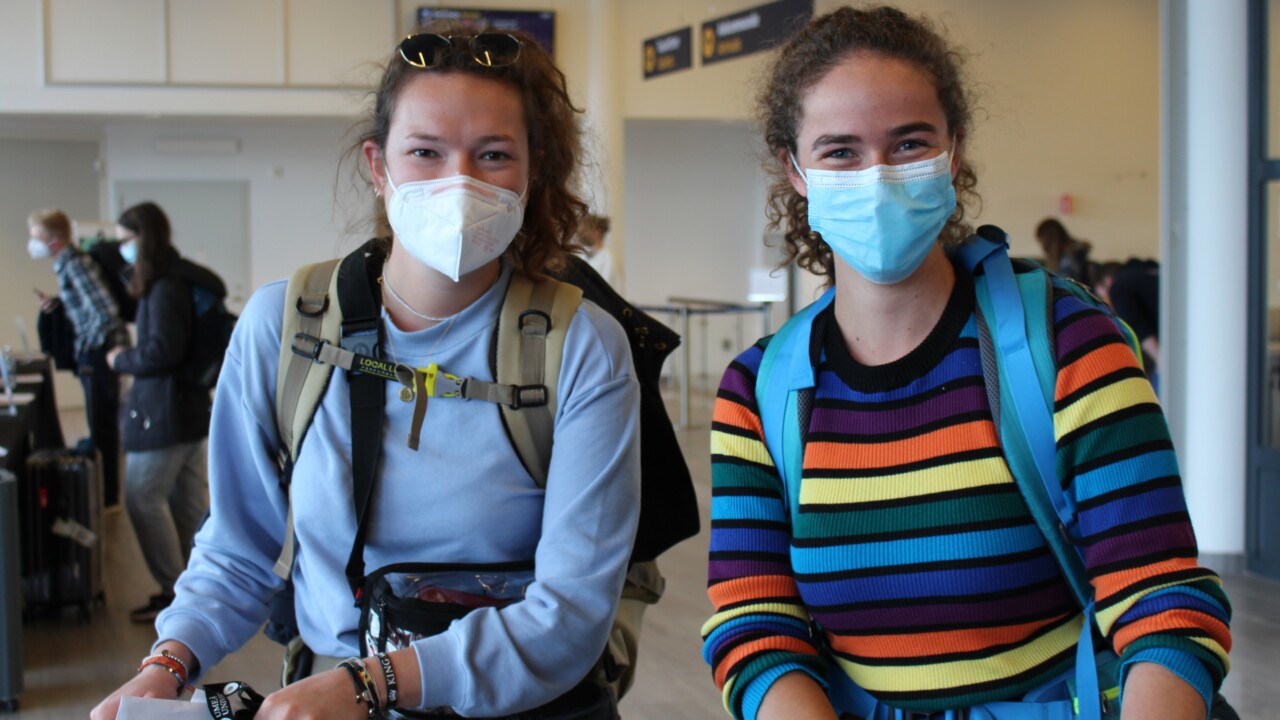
left=359, top=561, right=535, bottom=657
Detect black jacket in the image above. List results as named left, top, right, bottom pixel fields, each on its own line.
left=112, top=259, right=212, bottom=452
left=550, top=254, right=699, bottom=563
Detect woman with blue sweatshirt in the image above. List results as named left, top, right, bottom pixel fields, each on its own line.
left=93, top=27, right=640, bottom=720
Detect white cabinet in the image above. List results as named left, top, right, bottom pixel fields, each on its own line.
left=46, top=0, right=167, bottom=83
left=169, top=0, right=285, bottom=85
left=286, top=0, right=395, bottom=87
left=44, top=0, right=395, bottom=88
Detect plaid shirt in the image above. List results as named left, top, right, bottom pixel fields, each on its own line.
left=52, top=248, right=128, bottom=355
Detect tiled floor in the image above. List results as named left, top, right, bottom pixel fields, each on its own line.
left=6, top=398, right=1279, bottom=718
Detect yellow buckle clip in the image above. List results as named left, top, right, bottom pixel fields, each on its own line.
left=421, top=363, right=464, bottom=398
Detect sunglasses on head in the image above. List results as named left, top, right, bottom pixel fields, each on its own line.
left=398, top=33, right=524, bottom=69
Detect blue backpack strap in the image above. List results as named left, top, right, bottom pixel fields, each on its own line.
left=957, top=228, right=1091, bottom=607
left=757, top=289, right=889, bottom=718
left=960, top=228, right=1106, bottom=720
left=756, top=287, right=835, bottom=519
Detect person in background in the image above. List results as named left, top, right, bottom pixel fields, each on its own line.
left=1099, top=257, right=1161, bottom=384
left=702, top=5, right=1230, bottom=720
left=93, top=25, right=639, bottom=720
left=1092, top=260, right=1125, bottom=305
left=1036, top=217, right=1095, bottom=286
left=27, top=208, right=127, bottom=507
left=104, top=202, right=211, bottom=624
left=578, top=213, right=621, bottom=291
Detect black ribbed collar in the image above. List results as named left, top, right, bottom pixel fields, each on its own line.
left=816, top=266, right=975, bottom=393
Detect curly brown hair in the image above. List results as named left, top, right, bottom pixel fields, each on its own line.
left=353, top=25, right=588, bottom=274
left=760, top=5, right=981, bottom=285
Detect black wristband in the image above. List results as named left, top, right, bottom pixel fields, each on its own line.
left=376, top=652, right=399, bottom=708
left=338, top=658, right=382, bottom=717
left=339, top=659, right=365, bottom=703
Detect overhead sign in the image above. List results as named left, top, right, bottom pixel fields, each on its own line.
left=701, top=0, right=812, bottom=66
left=643, top=27, right=692, bottom=79
left=417, top=7, right=556, bottom=55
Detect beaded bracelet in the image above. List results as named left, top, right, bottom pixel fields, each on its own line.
left=137, top=653, right=191, bottom=696
left=376, top=652, right=399, bottom=709
left=338, top=657, right=383, bottom=718
left=158, top=649, right=191, bottom=677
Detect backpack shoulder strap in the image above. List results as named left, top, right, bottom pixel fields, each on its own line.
left=755, top=288, right=835, bottom=522
left=335, top=246, right=389, bottom=597
left=495, top=270, right=583, bottom=488
left=275, top=258, right=343, bottom=474
left=958, top=226, right=1090, bottom=607
left=272, top=258, right=341, bottom=579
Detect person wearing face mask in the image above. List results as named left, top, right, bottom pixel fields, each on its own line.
left=102, top=201, right=211, bottom=625
left=26, top=207, right=128, bottom=508
left=575, top=214, right=621, bottom=292
left=93, top=25, right=640, bottom=720
left=702, top=6, right=1231, bottom=720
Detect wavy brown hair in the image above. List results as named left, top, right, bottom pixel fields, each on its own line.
left=760, top=5, right=981, bottom=285
left=118, top=201, right=174, bottom=299
left=353, top=25, right=588, bottom=274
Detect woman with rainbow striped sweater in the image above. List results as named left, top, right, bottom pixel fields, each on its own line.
left=701, top=6, right=1231, bottom=720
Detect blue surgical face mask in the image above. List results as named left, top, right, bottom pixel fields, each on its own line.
left=793, top=151, right=957, bottom=285
left=119, top=241, right=137, bottom=265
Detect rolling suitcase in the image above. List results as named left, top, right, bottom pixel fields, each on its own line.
left=20, top=447, right=103, bottom=620
left=0, top=470, right=22, bottom=711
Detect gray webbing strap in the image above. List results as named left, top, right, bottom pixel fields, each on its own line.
left=494, top=272, right=582, bottom=487
left=408, top=370, right=428, bottom=451
left=275, top=260, right=341, bottom=465
left=273, top=260, right=341, bottom=580
left=520, top=279, right=557, bottom=478
left=460, top=379, right=521, bottom=406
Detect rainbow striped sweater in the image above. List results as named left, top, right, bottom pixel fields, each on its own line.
left=702, top=272, right=1231, bottom=719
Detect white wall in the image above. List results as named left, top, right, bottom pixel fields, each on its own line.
left=102, top=119, right=366, bottom=289
left=623, top=119, right=772, bottom=382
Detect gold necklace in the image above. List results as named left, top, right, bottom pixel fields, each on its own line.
left=381, top=272, right=455, bottom=323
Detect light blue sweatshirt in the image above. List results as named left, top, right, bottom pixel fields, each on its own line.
left=154, top=262, right=641, bottom=716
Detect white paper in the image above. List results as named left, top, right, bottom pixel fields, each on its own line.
left=116, top=695, right=210, bottom=719
left=51, top=517, right=98, bottom=547
left=0, top=393, right=34, bottom=407
left=14, top=374, right=42, bottom=384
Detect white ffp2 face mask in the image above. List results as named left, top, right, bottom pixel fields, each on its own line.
left=384, top=170, right=525, bottom=282
left=27, top=238, right=51, bottom=260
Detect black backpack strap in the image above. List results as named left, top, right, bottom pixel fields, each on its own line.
left=337, top=242, right=387, bottom=600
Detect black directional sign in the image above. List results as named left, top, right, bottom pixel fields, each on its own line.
left=700, top=0, right=813, bottom=66
left=643, top=27, right=693, bottom=79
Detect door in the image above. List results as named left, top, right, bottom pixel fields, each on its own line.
left=1248, top=0, right=1280, bottom=579
left=115, top=180, right=251, bottom=314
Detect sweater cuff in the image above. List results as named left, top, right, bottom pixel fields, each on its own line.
left=153, top=609, right=225, bottom=683
left=1120, top=648, right=1213, bottom=719
left=740, top=664, right=827, bottom=720
left=413, top=631, right=466, bottom=712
